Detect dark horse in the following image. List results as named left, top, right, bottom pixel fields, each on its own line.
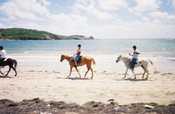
left=0, top=58, right=17, bottom=77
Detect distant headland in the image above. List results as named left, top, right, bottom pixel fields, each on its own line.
left=0, top=28, right=94, bottom=40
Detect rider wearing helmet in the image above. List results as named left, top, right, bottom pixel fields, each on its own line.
left=74, top=44, right=81, bottom=66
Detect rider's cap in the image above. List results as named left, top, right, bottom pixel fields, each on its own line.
left=78, top=44, right=81, bottom=48
left=133, top=45, right=137, bottom=49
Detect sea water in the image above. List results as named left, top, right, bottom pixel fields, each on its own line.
left=0, top=39, right=175, bottom=56
left=0, top=39, right=175, bottom=74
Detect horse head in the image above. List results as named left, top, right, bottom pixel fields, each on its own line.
left=116, top=55, right=122, bottom=63
left=60, top=55, right=65, bottom=62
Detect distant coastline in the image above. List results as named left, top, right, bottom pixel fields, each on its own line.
left=0, top=28, right=94, bottom=40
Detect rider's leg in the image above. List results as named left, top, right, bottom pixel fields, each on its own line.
left=73, top=56, right=78, bottom=66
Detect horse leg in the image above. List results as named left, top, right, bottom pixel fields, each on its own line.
left=67, top=66, right=73, bottom=78
left=90, top=68, right=93, bottom=79
left=141, top=65, right=145, bottom=79
left=142, top=72, right=145, bottom=79
left=132, top=69, right=136, bottom=79
left=123, top=68, right=128, bottom=79
left=5, top=66, right=11, bottom=77
left=145, top=68, right=149, bottom=80
left=0, top=70, right=4, bottom=76
left=142, top=64, right=149, bottom=80
left=88, top=62, right=94, bottom=79
left=84, top=68, right=90, bottom=78
left=75, top=66, right=81, bottom=78
left=11, top=66, right=17, bottom=76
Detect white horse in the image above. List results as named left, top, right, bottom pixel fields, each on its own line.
left=116, top=55, right=153, bottom=80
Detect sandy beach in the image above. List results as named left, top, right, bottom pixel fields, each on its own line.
left=0, top=54, right=175, bottom=106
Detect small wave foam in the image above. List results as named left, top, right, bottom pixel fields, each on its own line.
left=167, top=57, right=175, bottom=62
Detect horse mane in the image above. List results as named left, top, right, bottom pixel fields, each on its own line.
left=120, top=55, right=130, bottom=62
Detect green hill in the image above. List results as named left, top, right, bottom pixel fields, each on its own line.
left=0, top=28, right=94, bottom=40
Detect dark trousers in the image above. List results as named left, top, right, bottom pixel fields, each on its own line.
left=130, top=58, right=137, bottom=69
left=0, top=58, right=5, bottom=64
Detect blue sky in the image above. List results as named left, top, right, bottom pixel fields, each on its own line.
left=0, top=0, right=175, bottom=39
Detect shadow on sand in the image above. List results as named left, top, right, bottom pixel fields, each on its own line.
left=67, top=77, right=90, bottom=80
left=124, top=78, right=148, bottom=81
left=0, top=75, right=12, bottom=78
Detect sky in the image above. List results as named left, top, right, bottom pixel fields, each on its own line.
left=0, top=0, right=175, bottom=39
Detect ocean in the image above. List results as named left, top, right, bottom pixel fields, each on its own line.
left=0, top=39, right=175, bottom=74
left=0, top=39, right=175, bottom=57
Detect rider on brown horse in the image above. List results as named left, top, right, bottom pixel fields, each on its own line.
left=73, top=44, right=82, bottom=66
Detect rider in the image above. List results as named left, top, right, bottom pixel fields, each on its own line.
left=0, top=46, right=6, bottom=64
left=129, top=45, right=140, bottom=69
left=74, top=44, right=81, bottom=66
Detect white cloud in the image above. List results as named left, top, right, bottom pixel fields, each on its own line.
left=0, top=0, right=175, bottom=39
left=172, top=0, right=175, bottom=7
left=0, top=0, right=50, bottom=21
left=131, top=0, right=160, bottom=13
left=97, top=0, right=127, bottom=11
left=148, top=11, right=175, bottom=24
left=73, top=0, right=114, bottom=21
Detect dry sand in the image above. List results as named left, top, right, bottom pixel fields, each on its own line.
left=0, top=54, right=175, bottom=106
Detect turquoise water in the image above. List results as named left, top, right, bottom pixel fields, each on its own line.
left=0, top=39, right=175, bottom=57
left=1, top=39, right=175, bottom=73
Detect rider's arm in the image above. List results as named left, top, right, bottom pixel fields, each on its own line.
left=135, top=51, right=140, bottom=55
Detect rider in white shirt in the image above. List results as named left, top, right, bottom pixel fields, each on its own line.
left=0, top=46, right=6, bottom=62
left=129, top=45, right=140, bottom=69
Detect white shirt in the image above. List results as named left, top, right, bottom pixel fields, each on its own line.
left=132, top=51, right=140, bottom=59
left=0, top=50, right=6, bottom=58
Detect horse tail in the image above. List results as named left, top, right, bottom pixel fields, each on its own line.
left=148, top=59, right=153, bottom=65
left=92, top=58, right=96, bottom=65
left=13, top=59, right=17, bottom=68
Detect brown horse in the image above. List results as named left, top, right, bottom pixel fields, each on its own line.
left=60, top=54, right=95, bottom=79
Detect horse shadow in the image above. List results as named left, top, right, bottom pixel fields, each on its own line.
left=0, top=75, right=12, bottom=78
left=124, top=78, right=148, bottom=81
left=67, top=77, right=90, bottom=80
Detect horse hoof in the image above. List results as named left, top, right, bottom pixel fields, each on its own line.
left=122, top=77, right=126, bottom=80
left=66, top=76, right=69, bottom=79
left=145, top=78, right=148, bottom=80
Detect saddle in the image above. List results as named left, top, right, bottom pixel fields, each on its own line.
left=77, top=56, right=82, bottom=64
left=71, top=56, right=82, bottom=65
